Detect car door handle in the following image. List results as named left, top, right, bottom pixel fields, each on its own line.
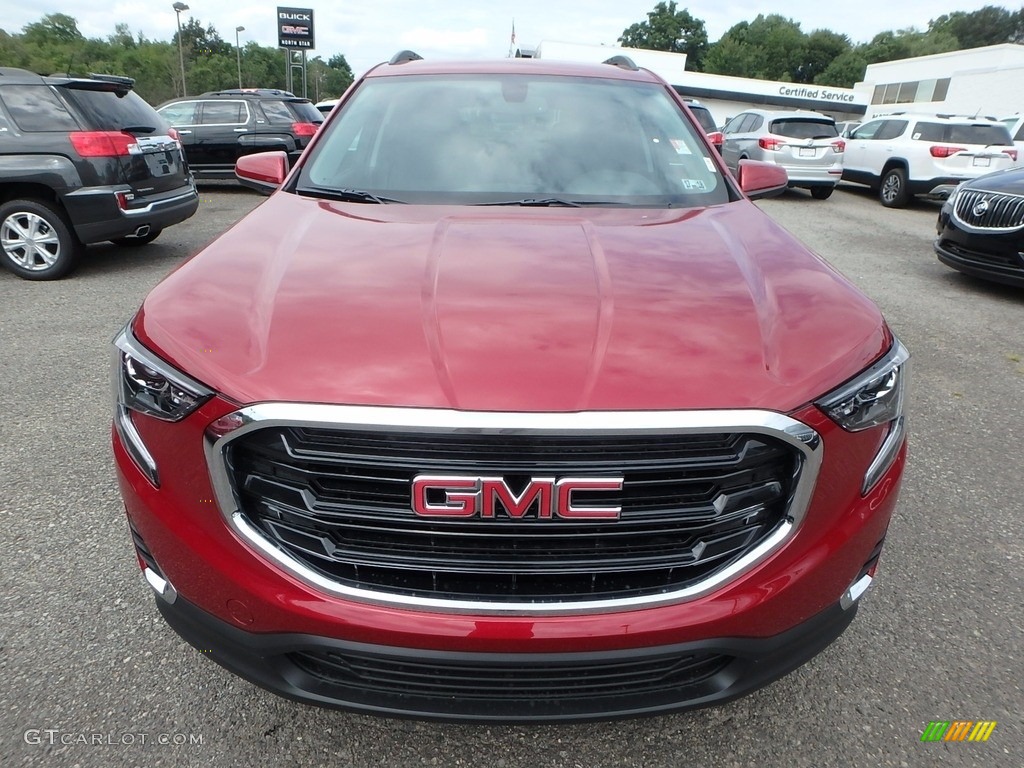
left=234, top=128, right=249, bottom=132
left=177, top=129, right=192, bottom=135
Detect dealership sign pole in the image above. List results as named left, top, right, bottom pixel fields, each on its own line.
left=277, top=7, right=315, bottom=97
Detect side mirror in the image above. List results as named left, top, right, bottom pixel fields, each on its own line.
left=737, top=159, right=788, bottom=200
left=235, top=151, right=289, bottom=195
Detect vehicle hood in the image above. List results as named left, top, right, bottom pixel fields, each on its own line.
left=962, top=166, right=1024, bottom=193
left=137, top=193, right=889, bottom=412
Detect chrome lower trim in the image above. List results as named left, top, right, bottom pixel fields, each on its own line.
left=863, top=415, right=906, bottom=494
left=65, top=185, right=197, bottom=216
left=143, top=567, right=177, bottom=604
left=840, top=574, right=873, bottom=610
left=114, top=404, right=159, bottom=486
left=205, top=405, right=823, bottom=616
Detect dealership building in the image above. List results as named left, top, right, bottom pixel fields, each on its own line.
left=523, top=40, right=1024, bottom=128
left=526, top=41, right=867, bottom=127
left=853, top=43, right=1024, bottom=120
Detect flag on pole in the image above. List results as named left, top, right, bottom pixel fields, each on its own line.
left=508, top=20, right=516, bottom=57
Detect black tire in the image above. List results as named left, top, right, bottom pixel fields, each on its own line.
left=879, top=167, right=910, bottom=208
left=810, top=186, right=834, bottom=200
left=0, top=199, right=81, bottom=280
left=110, top=227, right=163, bottom=246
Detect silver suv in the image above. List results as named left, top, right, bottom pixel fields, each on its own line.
left=842, top=113, right=1017, bottom=207
left=721, top=109, right=844, bottom=200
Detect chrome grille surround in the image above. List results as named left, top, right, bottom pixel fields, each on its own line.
left=952, top=187, right=1024, bottom=231
left=205, top=405, right=822, bottom=616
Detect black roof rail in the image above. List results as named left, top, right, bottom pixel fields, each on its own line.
left=389, top=50, right=423, bottom=65
left=203, top=88, right=296, bottom=97
left=603, top=55, right=638, bottom=71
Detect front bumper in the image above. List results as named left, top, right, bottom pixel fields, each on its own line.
left=151, top=588, right=860, bottom=722
left=114, top=389, right=905, bottom=721
left=934, top=236, right=1024, bottom=286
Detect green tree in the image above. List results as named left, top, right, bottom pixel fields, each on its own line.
left=814, top=49, right=869, bottom=87
left=704, top=14, right=806, bottom=81
left=929, top=5, right=1024, bottom=47
left=618, top=1, right=709, bottom=71
left=796, top=30, right=851, bottom=84
left=21, top=13, right=83, bottom=45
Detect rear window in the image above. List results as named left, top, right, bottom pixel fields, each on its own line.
left=260, top=99, right=297, bottom=124
left=59, top=86, right=168, bottom=133
left=913, top=122, right=1011, bottom=145
left=687, top=105, right=717, bottom=134
left=769, top=119, right=838, bottom=139
left=288, top=100, right=325, bottom=124
left=0, top=85, right=79, bottom=131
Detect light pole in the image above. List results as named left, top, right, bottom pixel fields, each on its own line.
left=235, top=26, right=245, bottom=89
left=173, top=2, right=189, bottom=97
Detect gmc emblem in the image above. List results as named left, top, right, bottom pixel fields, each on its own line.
left=412, top=475, right=623, bottom=520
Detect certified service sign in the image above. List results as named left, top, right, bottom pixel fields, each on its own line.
left=278, top=7, right=315, bottom=49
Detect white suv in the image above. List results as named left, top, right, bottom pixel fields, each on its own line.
left=999, top=114, right=1024, bottom=156
left=842, top=113, right=1017, bottom=207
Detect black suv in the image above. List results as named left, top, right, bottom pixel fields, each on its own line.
left=156, top=89, right=323, bottom=179
left=0, top=68, right=198, bottom=280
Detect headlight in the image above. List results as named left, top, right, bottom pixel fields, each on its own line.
left=817, top=339, right=910, bottom=493
left=112, top=325, right=212, bottom=485
left=817, top=340, right=909, bottom=432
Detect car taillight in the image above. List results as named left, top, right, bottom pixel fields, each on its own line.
left=831, top=139, right=846, bottom=153
left=292, top=122, right=318, bottom=137
left=708, top=131, right=724, bottom=151
left=929, top=145, right=967, bottom=158
left=1002, top=148, right=1018, bottom=162
left=69, top=131, right=135, bottom=157
left=758, top=137, right=783, bottom=151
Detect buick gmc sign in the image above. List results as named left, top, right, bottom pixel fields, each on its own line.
left=277, top=6, right=314, bottom=49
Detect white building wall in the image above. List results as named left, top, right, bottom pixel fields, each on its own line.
left=856, top=44, right=1024, bottom=119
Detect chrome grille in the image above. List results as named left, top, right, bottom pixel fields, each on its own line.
left=208, top=406, right=820, bottom=613
left=953, top=187, right=1024, bottom=231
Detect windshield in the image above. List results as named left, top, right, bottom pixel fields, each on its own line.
left=296, top=74, right=730, bottom=207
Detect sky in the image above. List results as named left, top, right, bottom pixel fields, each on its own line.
left=1, top=0, right=1016, bottom=78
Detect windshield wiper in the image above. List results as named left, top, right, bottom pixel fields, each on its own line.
left=477, top=197, right=584, bottom=207
left=303, top=187, right=405, bottom=204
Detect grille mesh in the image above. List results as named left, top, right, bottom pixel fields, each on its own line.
left=225, top=426, right=800, bottom=603
left=288, top=646, right=732, bottom=705
left=953, top=188, right=1024, bottom=230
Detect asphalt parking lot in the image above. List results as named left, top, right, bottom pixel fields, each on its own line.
left=1, top=181, right=1021, bottom=767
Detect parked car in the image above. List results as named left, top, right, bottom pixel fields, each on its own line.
left=835, top=121, right=861, bottom=137
left=681, top=98, right=723, bottom=152
left=156, top=88, right=323, bottom=178
left=842, top=113, right=1017, bottom=207
left=998, top=114, right=1024, bottom=158
left=0, top=67, right=198, bottom=280
left=113, top=54, right=908, bottom=722
left=934, top=166, right=1024, bottom=286
left=314, top=98, right=339, bottom=115
left=721, top=109, right=845, bottom=199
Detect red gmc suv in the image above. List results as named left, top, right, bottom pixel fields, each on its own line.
left=112, top=54, right=909, bottom=722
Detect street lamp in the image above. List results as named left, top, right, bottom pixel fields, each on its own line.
left=172, top=2, right=189, bottom=97
left=235, top=26, right=245, bottom=89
